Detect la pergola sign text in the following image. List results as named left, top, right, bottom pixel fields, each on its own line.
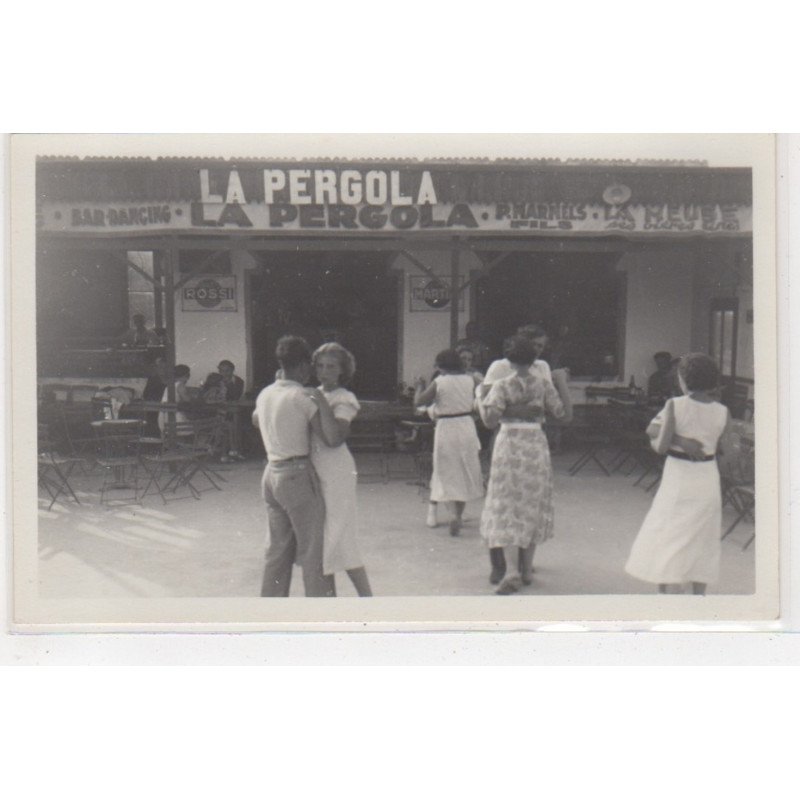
left=45, top=167, right=752, bottom=236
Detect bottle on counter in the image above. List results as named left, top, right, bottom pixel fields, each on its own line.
left=628, top=374, right=637, bottom=397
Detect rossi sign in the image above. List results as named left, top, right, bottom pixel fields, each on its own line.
left=181, top=275, right=237, bottom=312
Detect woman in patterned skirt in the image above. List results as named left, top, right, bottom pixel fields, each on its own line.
left=478, top=335, right=573, bottom=595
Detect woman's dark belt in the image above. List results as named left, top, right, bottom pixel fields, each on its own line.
left=667, top=449, right=715, bottom=462
left=436, top=412, right=473, bottom=419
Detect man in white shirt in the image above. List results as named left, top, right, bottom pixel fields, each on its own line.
left=253, top=336, right=336, bottom=597
left=481, top=324, right=552, bottom=390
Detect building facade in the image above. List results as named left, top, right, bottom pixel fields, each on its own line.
left=36, top=157, right=754, bottom=405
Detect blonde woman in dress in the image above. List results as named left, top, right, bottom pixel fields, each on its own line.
left=478, top=336, right=573, bottom=595
left=308, top=343, right=372, bottom=597
left=414, top=349, right=484, bottom=536
left=625, top=353, right=730, bottom=595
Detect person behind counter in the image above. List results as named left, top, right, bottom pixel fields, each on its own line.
left=647, top=351, right=675, bottom=401
left=455, top=321, right=491, bottom=372
left=120, top=314, right=157, bottom=348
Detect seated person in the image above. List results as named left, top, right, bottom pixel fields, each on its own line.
left=201, top=372, right=227, bottom=404
left=647, top=351, right=675, bottom=400
left=218, top=360, right=246, bottom=460
left=218, top=360, right=244, bottom=401
left=158, top=364, right=195, bottom=435
left=142, top=358, right=168, bottom=435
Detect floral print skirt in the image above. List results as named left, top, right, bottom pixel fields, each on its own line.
left=480, top=425, right=555, bottom=549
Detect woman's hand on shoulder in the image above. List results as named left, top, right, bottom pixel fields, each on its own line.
left=303, top=387, right=325, bottom=403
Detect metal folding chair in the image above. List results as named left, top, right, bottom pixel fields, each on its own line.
left=38, top=423, right=82, bottom=510
left=718, top=426, right=755, bottom=550
left=568, top=405, right=613, bottom=477
left=92, top=419, right=145, bottom=506
left=139, top=421, right=202, bottom=503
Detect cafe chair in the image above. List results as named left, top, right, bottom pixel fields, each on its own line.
left=92, top=418, right=146, bottom=507
left=38, top=423, right=82, bottom=510
left=140, top=421, right=202, bottom=503
left=56, top=402, right=101, bottom=472
left=349, top=419, right=395, bottom=484
left=182, top=417, right=228, bottom=491
left=567, top=405, right=613, bottom=477
left=394, top=419, right=434, bottom=490
left=719, top=426, right=755, bottom=550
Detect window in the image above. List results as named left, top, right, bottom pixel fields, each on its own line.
left=127, top=252, right=157, bottom=328
left=476, top=252, right=624, bottom=378
left=709, top=298, right=738, bottom=378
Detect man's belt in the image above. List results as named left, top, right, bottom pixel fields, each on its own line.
left=667, top=449, right=715, bottom=462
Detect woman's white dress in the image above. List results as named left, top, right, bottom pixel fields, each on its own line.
left=625, top=396, right=729, bottom=585
left=310, top=387, right=363, bottom=576
left=429, top=374, right=484, bottom=503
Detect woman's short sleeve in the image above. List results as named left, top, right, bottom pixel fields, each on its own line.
left=330, top=390, right=360, bottom=422
left=483, top=380, right=508, bottom=413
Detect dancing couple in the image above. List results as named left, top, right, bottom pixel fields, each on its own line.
left=253, top=335, right=372, bottom=598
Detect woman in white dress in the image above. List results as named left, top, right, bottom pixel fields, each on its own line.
left=308, top=343, right=372, bottom=597
left=625, top=353, right=731, bottom=595
left=414, top=349, right=484, bottom=536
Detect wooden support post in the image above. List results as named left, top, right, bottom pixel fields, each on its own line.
left=153, top=251, right=164, bottom=330
left=450, top=241, right=460, bottom=348
left=163, top=243, right=178, bottom=447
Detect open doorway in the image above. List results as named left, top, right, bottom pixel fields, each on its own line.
left=249, top=250, right=399, bottom=398
left=475, top=250, right=625, bottom=378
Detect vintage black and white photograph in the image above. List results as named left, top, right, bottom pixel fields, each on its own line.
left=9, top=133, right=778, bottom=627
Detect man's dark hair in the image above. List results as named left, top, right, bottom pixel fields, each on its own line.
left=174, top=364, right=191, bottom=379
left=218, top=359, right=235, bottom=371
left=678, top=353, right=720, bottom=392
left=517, top=323, right=547, bottom=340
left=275, top=336, right=312, bottom=369
left=434, top=348, right=464, bottom=372
left=654, top=351, right=672, bottom=364
left=504, top=335, right=537, bottom=366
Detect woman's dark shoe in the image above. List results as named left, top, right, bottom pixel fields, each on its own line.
left=489, top=568, right=505, bottom=585
left=520, top=570, right=534, bottom=586
left=449, top=519, right=461, bottom=537
left=495, top=576, right=522, bottom=595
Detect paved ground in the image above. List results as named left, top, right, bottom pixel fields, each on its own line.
left=37, top=449, right=756, bottom=598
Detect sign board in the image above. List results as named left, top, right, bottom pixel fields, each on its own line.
left=39, top=167, right=753, bottom=237
left=42, top=199, right=752, bottom=237
left=181, top=275, right=237, bottom=312
left=409, top=276, right=466, bottom=312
